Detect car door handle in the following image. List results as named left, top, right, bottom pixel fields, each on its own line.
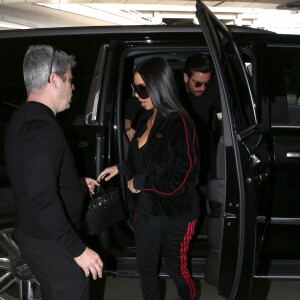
left=250, top=154, right=261, bottom=167
left=286, top=152, right=300, bottom=158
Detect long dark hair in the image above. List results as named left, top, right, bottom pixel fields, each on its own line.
left=134, top=57, right=187, bottom=116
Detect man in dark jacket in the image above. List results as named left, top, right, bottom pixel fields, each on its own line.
left=4, top=45, right=103, bottom=300
left=180, top=53, right=222, bottom=227
left=182, top=53, right=221, bottom=181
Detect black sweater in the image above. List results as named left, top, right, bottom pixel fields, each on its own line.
left=4, top=101, right=85, bottom=257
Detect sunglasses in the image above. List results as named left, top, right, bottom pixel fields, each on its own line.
left=189, top=77, right=212, bottom=88
left=131, top=83, right=149, bottom=99
left=48, top=48, right=58, bottom=83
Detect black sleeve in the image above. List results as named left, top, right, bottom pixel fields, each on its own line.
left=125, top=97, right=143, bottom=123
left=211, top=81, right=221, bottom=112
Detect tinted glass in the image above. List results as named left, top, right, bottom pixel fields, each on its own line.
left=201, top=19, right=257, bottom=133
left=267, top=46, right=300, bottom=125
left=219, top=35, right=256, bottom=132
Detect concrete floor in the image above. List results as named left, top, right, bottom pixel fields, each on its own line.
left=89, top=276, right=300, bottom=300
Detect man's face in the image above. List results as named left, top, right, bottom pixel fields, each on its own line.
left=184, top=71, right=212, bottom=98
left=57, top=65, right=75, bottom=113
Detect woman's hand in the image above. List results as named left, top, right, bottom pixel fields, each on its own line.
left=126, top=128, right=136, bottom=141
left=97, top=166, right=119, bottom=182
left=81, top=177, right=100, bottom=194
left=127, top=178, right=141, bottom=194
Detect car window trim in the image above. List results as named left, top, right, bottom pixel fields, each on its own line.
left=85, top=44, right=109, bottom=125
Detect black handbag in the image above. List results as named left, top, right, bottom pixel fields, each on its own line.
left=85, top=186, right=127, bottom=235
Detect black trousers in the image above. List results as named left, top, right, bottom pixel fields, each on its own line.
left=135, top=214, right=197, bottom=300
left=15, top=230, right=89, bottom=300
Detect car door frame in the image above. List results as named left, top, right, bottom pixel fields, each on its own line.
left=195, top=1, right=272, bottom=299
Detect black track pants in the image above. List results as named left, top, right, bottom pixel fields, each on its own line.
left=135, top=214, right=197, bottom=300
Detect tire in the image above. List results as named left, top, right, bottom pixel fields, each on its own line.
left=0, top=216, right=42, bottom=300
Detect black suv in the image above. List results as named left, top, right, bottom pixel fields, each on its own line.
left=0, top=1, right=299, bottom=299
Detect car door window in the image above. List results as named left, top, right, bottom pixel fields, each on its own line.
left=200, top=22, right=257, bottom=134
left=268, top=46, right=300, bottom=125
left=223, top=46, right=257, bottom=133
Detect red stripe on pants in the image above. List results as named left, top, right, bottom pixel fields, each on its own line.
left=180, top=220, right=197, bottom=300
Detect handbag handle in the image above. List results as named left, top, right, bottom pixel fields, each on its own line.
left=89, top=184, right=105, bottom=200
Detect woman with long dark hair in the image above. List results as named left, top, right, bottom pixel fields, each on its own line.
left=98, top=57, right=200, bottom=300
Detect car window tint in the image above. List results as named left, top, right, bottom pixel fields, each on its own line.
left=226, top=50, right=257, bottom=132
left=268, top=45, right=300, bottom=125
left=208, top=21, right=256, bottom=133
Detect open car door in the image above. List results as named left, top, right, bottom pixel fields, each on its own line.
left=196, top=1, right=272, bottom=299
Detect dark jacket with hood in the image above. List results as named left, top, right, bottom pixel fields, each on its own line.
left=118, top=110, right=200, bottom=227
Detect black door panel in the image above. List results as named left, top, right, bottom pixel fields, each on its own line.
left=272, top=132, right=300, bottom=218
left=196, top=1, right=272, bottom=298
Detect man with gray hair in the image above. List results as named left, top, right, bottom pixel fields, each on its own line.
left=4, top=45, right=103, bottom=300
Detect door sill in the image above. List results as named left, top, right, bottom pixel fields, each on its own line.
left=255, top=259, right=300, bottom=279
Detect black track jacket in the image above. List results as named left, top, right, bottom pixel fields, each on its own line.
left=118, top=111, right=200, bottom=226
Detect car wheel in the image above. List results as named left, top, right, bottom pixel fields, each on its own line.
left=0, top=217, right=42, bottom=300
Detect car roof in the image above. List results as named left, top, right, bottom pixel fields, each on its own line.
left=0, top=24, right=274, bottom=39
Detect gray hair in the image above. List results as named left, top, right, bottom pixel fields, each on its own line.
left=23, top=45, right=76, bottom=94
